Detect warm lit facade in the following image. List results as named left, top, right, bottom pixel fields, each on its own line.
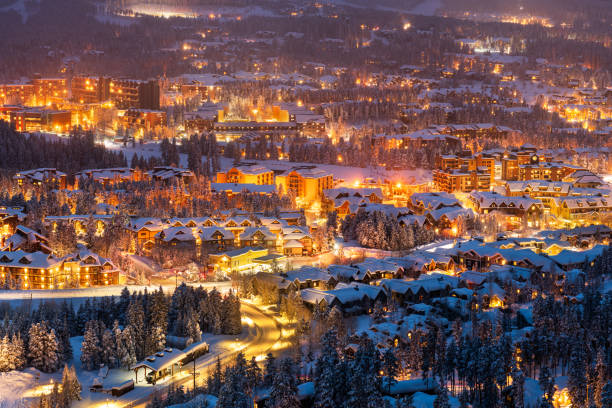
left=0, top=84, right=34, bottom=106
left=72, top=76, right=160, bottom=109
left=216, top=164, right=274, bottom=185
left=9, top=108, right=72, bottom=133
left=119, top=109, right=167, bottom=133
left=501, top=147, right=553, bottom=180
left=0, top=250, right=119, bottom=289
left=437, top=153, right=496, bottom=184
left=72, top=76, right=110, bottom=104
left=110, top=79, right=160, bottom=110
left=433, top=168, right=491, bottom=193
left=550, top=196, right=612, bottom=225
left=31, top=78, right=68, bottom=106
left=275, top=166, right=333, bottom=203
left=13, top=168, right=67, bottom=189
left=208, top=247, right=269, bottom=273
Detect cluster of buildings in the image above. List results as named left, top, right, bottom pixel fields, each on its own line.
left=433, top=145, right=585, bottom=194
left=125, top=211, right=317, bottom=262
left=216, top=163, right=334, bottom=204
left=0, top=225, right=121, bottom=289
left=255, top=230, right=607, bottom=317
left=184, top=102, right=326, bottom=140
left=13, top=166, right=195, bottom=189
left=0, top=75, right=164, bottom=137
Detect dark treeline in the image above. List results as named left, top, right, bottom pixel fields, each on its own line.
left=0, top=121, right=127, bottom=173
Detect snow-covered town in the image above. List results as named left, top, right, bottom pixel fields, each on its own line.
left=1, top=0, right=612, bottom=407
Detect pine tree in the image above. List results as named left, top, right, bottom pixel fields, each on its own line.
left=396, top=395, right=414, bottom=408
left=314, top=330, right=341, bottom=408
left=28, top=322, right=61, bottom=373
left=263, top=352, right=277, bottom=387
left=539, top=366, right=555, bottom=404
left=568, top=345, right=587, bottom=407
left=57, top=318, right=73, bottom=362
left=383, top=347, right=399, bottom=394
left=269, top=360, right=300, bottom=408
left=433, top=387, right=451, bottom=408
left=246, top=356, right=262, bottom=395
left=511, top=366, right=525, bottom=408
left=117, top=326, right=137, bottom=369
left=185, top=311, right=202, bottom=343
left=602, top=381, right=612, bottom=408
left=222, top=291, right=242, bottom=335
left=146, top=288, right=168, bottom=355
left=80, top=322, right=101, bottom=371
left=60, top=364, right=81, bottom=407
left=11, top=332, right=26, bottom=370
left=127, top=301, right=146, bottom=360
left=101, top=329, right=117, bottom=368
left=0, top=335, right=12, bottom=372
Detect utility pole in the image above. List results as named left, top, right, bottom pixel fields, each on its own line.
left=192, top=354, right=196, bottom=391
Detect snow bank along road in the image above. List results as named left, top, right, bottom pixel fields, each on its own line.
left=0, top=282, right=234, bottom=307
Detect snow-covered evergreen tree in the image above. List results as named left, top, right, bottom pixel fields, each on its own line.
left=101, top=329, right=117, bottom=368
left=314, top=330, right=343, bottom=408
left=117, top=325, right=137, bottom=370
left=127, top=301, right=146, bottom=360
left=269, top=359, right=300, bottom=408
left=568, top=345, right=587, bottom=407
left=80, top=322, right=101, bottom=371
left=0, top=335, right=12, bottom=372
left=433, top=387, right=451, bottom=408
left=185, top=311, right=202, bottom=343
left=60, top=364, right=82, bottom=406
left=602, top=381, right=612, bottom=408
left=28, top=322, right=61, bottom=373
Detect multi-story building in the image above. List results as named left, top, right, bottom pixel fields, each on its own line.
left=71, top=76, right=110, bottom=104
left=437, top=152, right=496, bottom=184
left=436, top=123, right=520, bottom=140
left=119, top=109, right=167, bottom=133
left=13, top=168, right=67, bottom=189
left=275, top=166, right=333, bottom=203
left=469, top=191, right=544, bottom=229
left=63, top=251, right=120, bottom=287
left=31, top=78, right=68, bottom=106
left=0, top=249, right=119, bottom=289
left=75, top=167, right=146, bottom=186
left=8, top=108, right=72, bottom=133
left=110, top=79, right=160, bottom=110
left=216, top=164, right=274, bottom=185
left=550, top=196, right=612, bottom=225
left=0, top=84, right=34, bottom=105
left=501, top=147, right=553, bottom=180
left=433, top=167, right=491, bottom=193
left=72, top=77, right=160, bottom=109
left=517, top=162, right=581, bottom=181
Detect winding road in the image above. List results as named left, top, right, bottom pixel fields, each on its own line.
left=118, top=301, right=284, bottom=408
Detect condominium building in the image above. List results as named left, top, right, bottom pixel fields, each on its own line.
left=275, top=166, right=333, bottom=203
left=433, top=168, right=491, bottom=193
left=216, top=164, right=274, bottom=185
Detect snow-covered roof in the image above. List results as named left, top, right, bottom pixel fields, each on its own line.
left=0, top=250, right=62, bottom=269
